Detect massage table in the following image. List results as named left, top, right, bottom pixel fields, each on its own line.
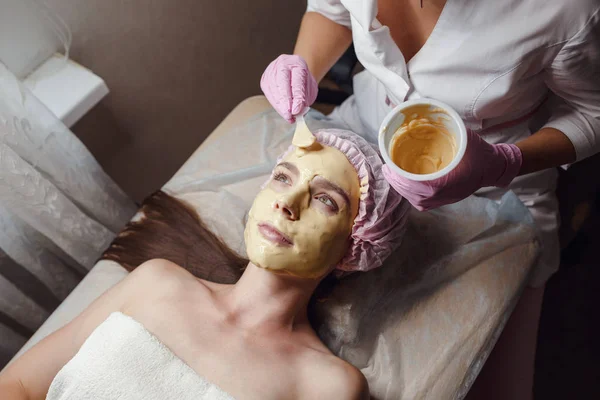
left=6, top=96, right=540, bottom=399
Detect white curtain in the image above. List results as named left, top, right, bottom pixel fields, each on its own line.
left=0, top=62, right=136, bottom=366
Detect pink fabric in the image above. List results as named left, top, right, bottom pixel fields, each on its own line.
left=270, top=129, right=410, bottom=273
left=383, top=129, right=523, bottom=211
left=260, top=55, right=318, bottom=123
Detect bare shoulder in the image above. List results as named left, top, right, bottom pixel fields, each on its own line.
left=120, top=258, right=216, bottom=317
left=131, top=258, right=187, bottom=278
left=305, top=354, right=369, bottom=400
left=128, top=258, right=205, bottom=291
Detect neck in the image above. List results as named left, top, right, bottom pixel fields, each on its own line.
left=221, top=263, right=322, bottom=333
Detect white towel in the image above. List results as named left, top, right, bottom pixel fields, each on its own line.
left=47, top=312, right=235, bottom=400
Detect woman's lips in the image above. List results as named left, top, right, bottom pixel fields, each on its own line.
left=258, top=223, right=293, bottom=246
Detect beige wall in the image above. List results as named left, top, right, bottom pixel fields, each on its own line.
left=47, top=0, right=305, bottom=201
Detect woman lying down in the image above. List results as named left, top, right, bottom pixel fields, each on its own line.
left=0, top=130, right=409, bottom=400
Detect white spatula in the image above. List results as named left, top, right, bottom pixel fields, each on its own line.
left=292, top=111, right=316, bottom=148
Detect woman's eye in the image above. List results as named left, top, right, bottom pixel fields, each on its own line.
left=273, top=172, right=291, bottom=185
left=315, top=195, right=338, bottom=211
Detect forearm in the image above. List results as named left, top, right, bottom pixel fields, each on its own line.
left=515, top=127, right=576, bottom=175
left=0, top=379, right=29, bottom=400
left=294, top=12, right=352, bottom=82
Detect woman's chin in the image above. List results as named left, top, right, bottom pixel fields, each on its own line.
left=246, top=260, right=314, bottom=278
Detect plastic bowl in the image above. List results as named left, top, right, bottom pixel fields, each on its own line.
left=378, top=98, right=467, bottom=181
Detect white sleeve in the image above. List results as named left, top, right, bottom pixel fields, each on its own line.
left=542, top=9, right=600, bottom=161
left=306, top=0, right=352, bottom=28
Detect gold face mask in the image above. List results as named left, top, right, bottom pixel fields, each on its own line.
left=244, top=144, right=360, bottom=279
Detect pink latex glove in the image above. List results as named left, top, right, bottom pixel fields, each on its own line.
left=260, top=54, right=318, bottom=123
left=383, top=129, right=523, bottom=211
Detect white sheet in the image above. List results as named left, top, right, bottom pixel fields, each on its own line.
left=165, top=109, right=540, bottom=399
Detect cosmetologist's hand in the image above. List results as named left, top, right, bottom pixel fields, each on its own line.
left=383, top=129, right=523, bottom=211
left=260, top=54, right=318, bottom=123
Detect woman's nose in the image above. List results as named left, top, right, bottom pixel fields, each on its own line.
left=275, top=186, right=309, bottom=220
left=275, top=199, right=298, bottom=220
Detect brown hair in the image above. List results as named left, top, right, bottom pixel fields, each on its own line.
left=102, top=190, right=246, bottom=284
left=102, top=190, right=337, bottom=327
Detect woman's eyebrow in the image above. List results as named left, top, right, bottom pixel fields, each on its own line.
left=315, top=179, right=350, bottom=208
left=276, top=161, right=299, bottom=175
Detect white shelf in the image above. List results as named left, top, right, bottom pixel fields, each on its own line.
left=23, top=54, right=109, bottom=128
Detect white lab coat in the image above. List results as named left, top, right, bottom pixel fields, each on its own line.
left=308, top=0, right=600, bottom=286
